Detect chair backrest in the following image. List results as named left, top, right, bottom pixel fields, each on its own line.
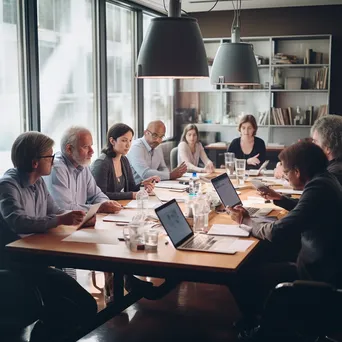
left=261, top=280, right=342, bottom=338
left=170, top=147, right=178, bottom=170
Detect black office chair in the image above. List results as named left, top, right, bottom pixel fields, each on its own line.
left=255, top=280, right=342, bottom=342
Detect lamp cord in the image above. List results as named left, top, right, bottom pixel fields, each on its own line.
left=207, top=0, right=219, bottom=12
left=163, top=0, right=218, bottom=16
left=231, top=0, right=242, bottom=38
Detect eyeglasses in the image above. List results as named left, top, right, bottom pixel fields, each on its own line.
left=37, top=154, right=55, bottom=163
left=146, top=130, right=165, bottom=140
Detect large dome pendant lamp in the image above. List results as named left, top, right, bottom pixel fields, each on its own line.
left=210, top=0, right=260, bottom=85
left=136, top=0, right=209, bottom=79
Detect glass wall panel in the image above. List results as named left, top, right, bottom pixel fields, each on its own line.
left=0, top=0, right=24, bottom=176
left=143, top=14, right=174, bottom=138
left=38, top=0, right=98, bottom=154
left=106, top=3, right=136, bottom=132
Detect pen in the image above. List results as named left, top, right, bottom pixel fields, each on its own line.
left=165, top=241, right=169, bottom=245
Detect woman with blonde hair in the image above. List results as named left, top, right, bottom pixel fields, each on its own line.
left=178, top=124, right=214, bottom=173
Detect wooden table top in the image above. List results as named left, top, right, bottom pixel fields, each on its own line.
left=6, top=175, right=285, bottom=278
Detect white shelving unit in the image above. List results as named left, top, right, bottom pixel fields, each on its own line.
left=177, top=34, right=332, bottom=146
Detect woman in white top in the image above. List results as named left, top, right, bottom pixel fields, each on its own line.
left=177, top=124, right=215, bottom=173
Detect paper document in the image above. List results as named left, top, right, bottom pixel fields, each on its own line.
left=77, top=203, right=102, bottom=230
left=63, top=229, right=119, bottom=245
left=124, top=200, right=162, bottom=209
left=208, top=224, right=250, bottom=237
left=274, top=189, right=303, bottom=195
left=153, top=189, right=187, bottom=202
left=229, top=239, right=254, bottom=252
left=155, top=181, right=188, bottom=190
left=103, top=210, right=139, bottom=223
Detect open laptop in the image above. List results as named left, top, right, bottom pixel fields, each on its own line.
left=211, top=173, right=272, bottom=217
left=155, top=199, right=236, bottom=254
left=248, top=160, right=270, bottom=176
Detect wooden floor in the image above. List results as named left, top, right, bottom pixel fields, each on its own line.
left=78, top=271, right=241, bottom=342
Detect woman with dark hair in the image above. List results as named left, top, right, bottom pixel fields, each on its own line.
left=227, top=114, right=266, bottom=170
left=91, top=123, right=159, bottom=200
left=177, top=124, right=214, bottom=173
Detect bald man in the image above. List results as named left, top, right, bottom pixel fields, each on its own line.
left=127, top=120, right=187, bottom=184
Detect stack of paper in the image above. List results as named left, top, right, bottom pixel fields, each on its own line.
left=155, top=181, right=188, bottom=190
left=274, top=189, right=303, bottom=195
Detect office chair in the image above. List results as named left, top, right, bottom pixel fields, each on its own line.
left=257, top=280, right=342, bottom=341
left=170, top=147, right=178, bottom=170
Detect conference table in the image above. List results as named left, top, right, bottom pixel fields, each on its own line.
left=5, top=170, right=285, bottom=341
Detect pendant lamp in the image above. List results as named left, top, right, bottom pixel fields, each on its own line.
left=210, top=1, right=260, bottom=85
left=136, top=0, right=209, bottom=79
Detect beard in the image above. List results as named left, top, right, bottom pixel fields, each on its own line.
left=72, top=151, right=91, bottom=167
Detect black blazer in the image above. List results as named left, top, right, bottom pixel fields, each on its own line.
left=90, top=154, right=140, bottom=200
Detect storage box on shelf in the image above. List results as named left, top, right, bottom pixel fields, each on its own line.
left=177, top=34, right=331, bottom=146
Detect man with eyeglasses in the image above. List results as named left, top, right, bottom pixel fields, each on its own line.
left=0, top=132, right=97, bottom=339
left=227, top=142, right=342, bottom=339
left=127, top=120, right=187, bottom=184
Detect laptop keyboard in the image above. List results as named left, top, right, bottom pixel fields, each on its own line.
left=182, top=235, right=215, bottom=250
left=245, top=207, right=271, bottom=216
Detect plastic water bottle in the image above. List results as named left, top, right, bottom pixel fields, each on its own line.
left=189, top=172, right=197, bottom=196
left=136, top=189, right=149, bottom=213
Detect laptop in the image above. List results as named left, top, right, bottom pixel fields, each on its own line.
left=155, top=199, right=236, bottom=254
left=248, top=160, right=270, bottom=176
left=211, top=173, right=272, bottom=217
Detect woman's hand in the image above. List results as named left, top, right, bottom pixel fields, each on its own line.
left=247, top=153, right=260, bottom=166
left=257, top=187, right=282, bottom=201
left=141, top=176, right=160, bottom=193
left=226, top=205, right=249, bottom=224
left=204, top=161, right=215, bottom=173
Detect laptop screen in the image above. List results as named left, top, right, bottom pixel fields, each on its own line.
left=211, top=173, right=241, bottom=208
left=155, top=199, right=193, bottom=247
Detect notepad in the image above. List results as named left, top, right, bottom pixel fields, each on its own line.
left=77, top=203, right=102, bottom=230
left=207, top=224, right=251, bottom=237
left=155, top=181, right=188, bottom=190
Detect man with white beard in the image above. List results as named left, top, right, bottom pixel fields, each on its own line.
left=45, top=126, right=121, bottom=223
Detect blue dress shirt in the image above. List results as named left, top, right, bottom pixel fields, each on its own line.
left=126, top=137, right=170, bottom=184
left=0, top=168, right=64, bottom=238
left=44, top=152, right=109, bottom=211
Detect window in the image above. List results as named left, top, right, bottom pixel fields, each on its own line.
left=0, top=0, right=24, bottom=176
left=106, top=3, right=135, bottom=132
left=38, top=0, right=98, bottom=155
left=143, top=14, right=174, bottom=138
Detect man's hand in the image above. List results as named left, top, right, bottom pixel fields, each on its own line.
left=170, top=162, right=187, bottom=180
left=57, top=211, right=85, bottom=226
left=226, top=205, right=249, bottom=224
left=258, top=187, right=283, bottom=201
left=247, top=154, right=260, bottom=166
left=98, top=200, right=122, bottom=213
left=82, top=215, right=96, bottom=228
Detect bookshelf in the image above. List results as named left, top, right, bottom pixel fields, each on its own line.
left=177, top=34, right=332, bottom=146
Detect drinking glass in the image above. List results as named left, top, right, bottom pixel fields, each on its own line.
left=235, top=159, right=246, bottom=185
left=224, top=152, right=235, bottom=176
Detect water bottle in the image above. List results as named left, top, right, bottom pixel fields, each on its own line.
left=189, top=172, right=197, bottom=196
left=136, top=189, right=149, bottom=213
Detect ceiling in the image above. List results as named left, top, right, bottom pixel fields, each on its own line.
left=134, top=0, right=342, bottom=13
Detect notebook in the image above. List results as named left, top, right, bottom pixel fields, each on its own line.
left=155, top=199, right=236, bottom=254
left=211, top=173, right=272, bottom=217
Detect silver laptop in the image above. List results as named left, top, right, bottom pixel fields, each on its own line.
left=211, top=173, right=272, bottom=217
left=155, top=199, right=236, bottom=254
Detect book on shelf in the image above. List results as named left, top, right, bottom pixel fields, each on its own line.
left=314, top=67, right=328, bottom=89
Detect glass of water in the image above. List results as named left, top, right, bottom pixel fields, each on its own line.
left=224, top=152, right=235, bottom=176
left=235, top=159, right=246, bottom=185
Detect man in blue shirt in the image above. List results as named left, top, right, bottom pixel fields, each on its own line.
left=45, top=126, right=122, bottom=223
left=0, top=132, right=97, bottom=340
left=127, top=120, right=187, bottom=184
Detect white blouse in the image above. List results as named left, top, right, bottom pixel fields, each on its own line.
left=177, top=141, right=211, bottom=173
